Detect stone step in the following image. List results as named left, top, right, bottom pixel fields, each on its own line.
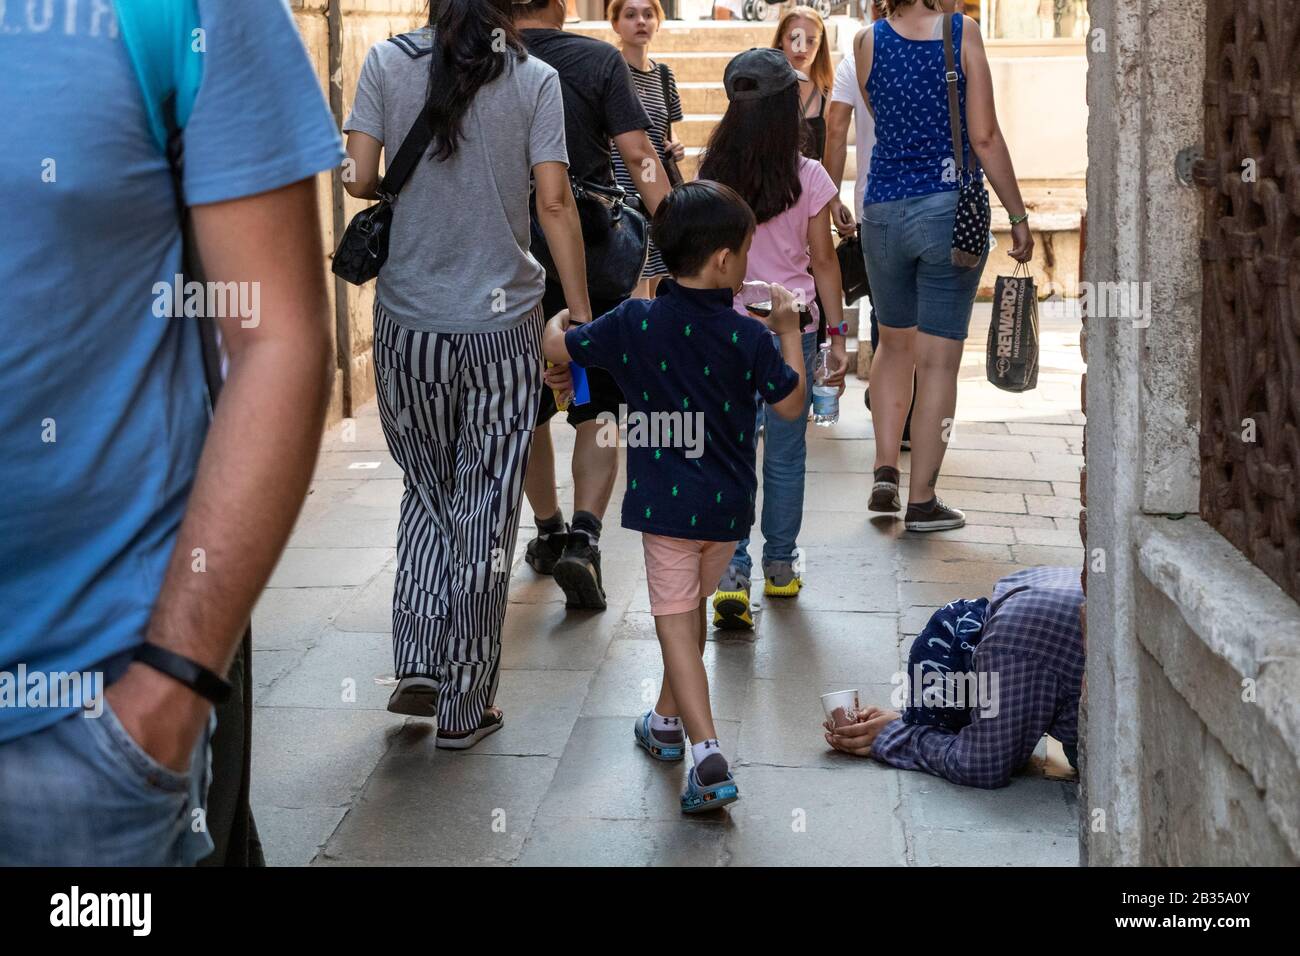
left=677, top=81, right=730, bottom=115
left=568, top=20, right=809, bottom=51
left=655, top=48, right=842, bottom=84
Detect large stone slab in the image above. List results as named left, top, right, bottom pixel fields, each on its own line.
left=721, top=765, right=907, bottom=866
left=519, top=817, right=726, bottom=867
left=320, top=743, right=557, bottom=865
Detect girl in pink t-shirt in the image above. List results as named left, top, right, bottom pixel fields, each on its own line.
left=699, top=48, right=848, bottom=626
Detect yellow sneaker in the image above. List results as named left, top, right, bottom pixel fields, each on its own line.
left=711, top=567, right=753, bottom=630
left=763, top=560, right=802, bottom=598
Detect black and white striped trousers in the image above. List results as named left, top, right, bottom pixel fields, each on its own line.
left=373, top=302, right=543, bottom=734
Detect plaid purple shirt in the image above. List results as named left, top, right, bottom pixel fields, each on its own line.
left=872, top=566, right=1085, bottom=789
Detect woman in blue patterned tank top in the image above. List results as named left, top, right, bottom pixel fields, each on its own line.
left=853, top=0, right=1034, bottom=533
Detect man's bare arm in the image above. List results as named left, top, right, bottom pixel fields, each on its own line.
left=613, top=129, right=669, bottom=216
left=106, top=176, right=334, bottom=771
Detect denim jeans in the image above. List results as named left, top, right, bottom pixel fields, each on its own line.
left=860, top=189, right=988, bottom=341
left=731, top=330, right=817, bottom=576
left=0, top=703, right=213, bottom=865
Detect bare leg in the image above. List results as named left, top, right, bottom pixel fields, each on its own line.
left=906, top=331, right=964, bottom=502
left=654, top=599, right=707, bottom=718
left=523, top=419, right=560, bottom=520
left=653, top=599, right=715, bottom=743
left=572, top=418, right=619, bottom=519
left=869, top=324, right=917, bottom=471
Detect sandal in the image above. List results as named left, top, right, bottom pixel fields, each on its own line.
left=435, top=707, right=504, bottom=750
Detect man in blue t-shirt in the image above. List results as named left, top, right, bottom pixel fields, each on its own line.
left=542, top=181, right=806, bottom=814
left=0, top=0, right=344, bottom=864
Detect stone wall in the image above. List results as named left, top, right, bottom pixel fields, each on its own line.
left=1081, top=0, right=1300, bottom=866
left=289, top=1, right=428, bottom=423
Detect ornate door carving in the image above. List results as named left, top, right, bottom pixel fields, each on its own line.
left=1196, top=0, right=1300, bottom=602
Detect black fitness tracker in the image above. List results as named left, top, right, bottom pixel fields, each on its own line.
left=132, top=643, right=233, bottom=705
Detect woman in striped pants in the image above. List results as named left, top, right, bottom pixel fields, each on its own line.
left=343, top=0, right=591, bottom=748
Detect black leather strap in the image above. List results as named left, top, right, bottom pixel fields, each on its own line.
left=941, top=14, right=965, bottom=175
left=376, top=35, right=441, bottom=200
left=133, top=643, right=233, bottom=705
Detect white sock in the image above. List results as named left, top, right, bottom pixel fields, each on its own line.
left=691, top=738, right=724, bottom=766
left=650, top=709, right=681, bottom=734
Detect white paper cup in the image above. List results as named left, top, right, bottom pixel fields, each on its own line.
left=820, top=689, right=860, bottom=729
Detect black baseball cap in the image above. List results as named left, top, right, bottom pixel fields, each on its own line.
left=723, top=48, right=798, bottom=102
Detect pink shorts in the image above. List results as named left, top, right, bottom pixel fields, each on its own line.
left=642, top=533, right=739, bottom=617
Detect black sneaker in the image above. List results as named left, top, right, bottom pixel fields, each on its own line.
left=552, top=534, right=607, bottom=610
left=869, top=465, right=901, bottom=512
left=524, top=526, right=567, bottom=575
left=904, top=496, right=966, bottom=532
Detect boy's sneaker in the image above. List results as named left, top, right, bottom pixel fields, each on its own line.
left=712, top=565, right=753, bottom=630
left=680, top=762, right=740, bottom=814
left=633, top=712, right=685, bottom=761
left=869, top=465, right=901, bottom=513
left=524, top=526, right=567, bottom=575
left=904, top=496, right=966, bottom=532
left=552, top=535, right=607, bottom=610
left=762, top=559, right=802, bottom=598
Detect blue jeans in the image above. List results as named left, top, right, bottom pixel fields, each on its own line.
left=860, top=190, right=988, bottom=341
left=0, top=703, right=213, bottom=865
left=731, top=331, right=817, bottom=577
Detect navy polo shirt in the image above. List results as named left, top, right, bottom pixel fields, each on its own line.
left=565, top=279, right=799, bottom=542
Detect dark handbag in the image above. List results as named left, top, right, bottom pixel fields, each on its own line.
left=941, top=14, right=991, bottom=269
left=837, top=232, right=870, bottom=306
left=332, top=109, right=436, bottom=285
left=657, top=63, right=684, bottom=188
left=530, top=175, right=649, bottom=303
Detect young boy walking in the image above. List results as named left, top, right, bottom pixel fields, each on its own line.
left=542, top=181, right=807, bottom=812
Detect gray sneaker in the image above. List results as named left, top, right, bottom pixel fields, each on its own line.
left=762, top=559, right=803, bottom=597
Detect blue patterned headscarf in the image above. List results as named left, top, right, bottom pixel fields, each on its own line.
left=901, top=598, right=991, bottom=730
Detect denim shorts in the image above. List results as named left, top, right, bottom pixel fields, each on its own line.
left=860, top=190, right=989, bottom=341
left=0, top=702, right=213, bottom=865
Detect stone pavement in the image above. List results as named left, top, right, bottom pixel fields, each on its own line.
left=250, top=302, right=1084, bottom=866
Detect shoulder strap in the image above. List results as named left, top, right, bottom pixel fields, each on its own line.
left=942, top=13, right=964, bottom=174
left=114, top=0, right=204, bottom=153
left=389, top=29, right=435, bottom=59
left=657, top=62, right=674, bottom=136
left=375, top=33, right=441, bottom=199
left=115, top=0, right=225, bottom=405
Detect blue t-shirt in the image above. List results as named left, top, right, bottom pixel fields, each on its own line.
left=565, top=280, right=799, bottom=542
left=0, top=0, right=345, bottom=743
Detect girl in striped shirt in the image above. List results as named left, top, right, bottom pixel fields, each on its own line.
left=608, top=0, right=686, bottom=298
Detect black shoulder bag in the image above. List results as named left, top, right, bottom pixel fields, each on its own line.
left=529, top=175, right=649, bottom=303
left=332, top=36, right=439, bottom=286
left=942, top=14, right=991, bottom=268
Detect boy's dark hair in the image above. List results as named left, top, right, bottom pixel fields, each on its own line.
left=651, top=180, right=756, bottom=278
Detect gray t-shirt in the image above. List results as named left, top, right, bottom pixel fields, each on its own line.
left=344, top=30, right=568, bottom=332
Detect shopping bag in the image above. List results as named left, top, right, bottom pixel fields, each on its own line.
left=986, top=263, right=1039, bottom=392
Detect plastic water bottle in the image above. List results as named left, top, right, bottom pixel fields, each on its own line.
left=812, top=342, right=839, bottom=427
